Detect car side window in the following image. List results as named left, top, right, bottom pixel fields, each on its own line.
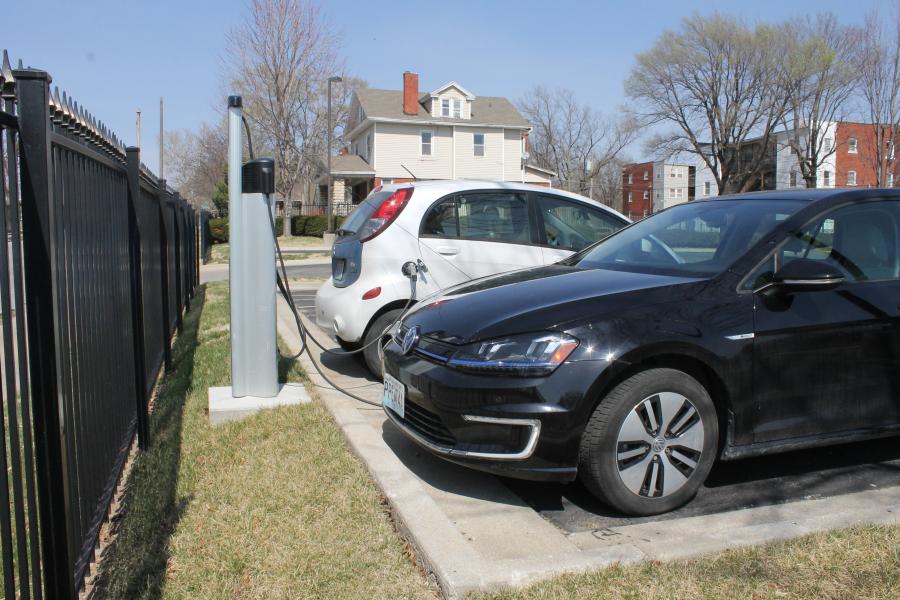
left=421, top=197, right=459, bottom=238
left=745, top=201, right=900, bottom=289
left=456, top=192, right=531, bottom=243
left=537, top=195, right=625, bottom=251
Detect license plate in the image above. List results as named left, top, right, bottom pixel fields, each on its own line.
left=383, top=373, right=405, bottom=419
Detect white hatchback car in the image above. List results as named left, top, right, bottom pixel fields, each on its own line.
left=315, top=180, right=630, bottom=376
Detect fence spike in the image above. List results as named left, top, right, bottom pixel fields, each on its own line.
left=1, top=50, right=14, bottom=97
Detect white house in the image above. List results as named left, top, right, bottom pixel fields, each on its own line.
left=774, top=122, right=838, bottom=190
left=652, top=161, right=693, bottom=211
left=322, top=72, right=553, bottom=206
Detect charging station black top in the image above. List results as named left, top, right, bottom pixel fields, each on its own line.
left=242, top=158, right=275, bottom=194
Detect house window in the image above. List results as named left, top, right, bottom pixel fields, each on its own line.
left=357, top=105, right=363, bottom=123
left=627, top=173, right=633, bottom=184
left=669, top=188, right=676, bottom=197
left=889, top=173, right=895, bottom=187
left=848, top=170, right=857, bottom=186
left=365, top=133, right=372, bottom=160
left=441, top=98, right=450, bottom=117
left=889, top=142, right=896, bottom=160
left=848, top=137, right=858, bottom=153
left=452, top=99, right=462, bottom=119
left=643, top=191, right=649, bottom=200
left=790, top=170, right=797, bottom=187
left=421, top=130, right=433, bottom=156
left=643, top=170, right=648, bottom=180
left=381, top=178, right=393, bottom=185
left=824, top=170, right=831, bottom=186
left=823, top=137, right=833, bottom=151
left=473, top=133, right=485, bottom=157
left=704, top=181, right=711, bottom=196
left=627, top=191, right=632, bottom=203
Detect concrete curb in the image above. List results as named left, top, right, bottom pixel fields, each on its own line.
left=276, top=297, right=488, bottom=597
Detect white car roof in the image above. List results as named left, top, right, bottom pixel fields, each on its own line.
left=379, top=179, right=628, bottom=221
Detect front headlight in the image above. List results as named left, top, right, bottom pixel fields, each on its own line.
left=448, top=332, right=579, bottom=376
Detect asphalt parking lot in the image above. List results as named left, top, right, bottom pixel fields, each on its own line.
left=507, top=436, right=900, bottom=530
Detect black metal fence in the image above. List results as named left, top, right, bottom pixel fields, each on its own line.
left=0, top=52, right=197, bottom=598
left=297, top=200, right=355, bottom=217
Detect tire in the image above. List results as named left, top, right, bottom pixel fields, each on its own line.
left=363, top=309, right=403, bottom=379
left=336, top=337, right=360, bottom=352
left=578, top=368, right=718, bottom=516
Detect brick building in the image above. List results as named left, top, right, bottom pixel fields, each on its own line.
left=621, top=162, right=654, bottom=219
left=833, top=122, right=900, bottom=188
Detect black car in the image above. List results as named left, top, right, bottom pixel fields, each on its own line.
left=381, top=189, right=900, bottom=515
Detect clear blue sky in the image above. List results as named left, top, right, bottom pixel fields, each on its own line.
left=4, top=0, right=892, bottom=173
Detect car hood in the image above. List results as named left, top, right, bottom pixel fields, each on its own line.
left=406, top=265, right=703, bottom=344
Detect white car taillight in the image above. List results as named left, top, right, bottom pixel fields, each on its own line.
left=359, top=187, right=414, bottom=241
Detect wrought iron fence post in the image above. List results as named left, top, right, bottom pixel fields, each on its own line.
left=158, top=179, right=172, bottom=371
left=126, top=147, right=150, bottom=450
left=14, top=67, right=74, bottom=600
left=173, top=196, right=183, bottom=332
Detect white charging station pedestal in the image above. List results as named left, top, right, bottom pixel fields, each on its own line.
left=208, top=95, right=309, bottom=425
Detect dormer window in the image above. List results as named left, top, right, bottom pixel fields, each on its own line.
left=441, top=98, right=462, bottom=118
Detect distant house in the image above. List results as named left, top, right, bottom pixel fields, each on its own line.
left=320, top=71, right=553, bottom=207
left=693, top=120, right=898, bottom=197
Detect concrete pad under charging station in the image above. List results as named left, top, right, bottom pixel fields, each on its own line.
left=208, top=383, right=310, bottom=425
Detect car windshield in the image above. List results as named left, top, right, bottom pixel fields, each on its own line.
left=564, top=199, right=806, bottom=276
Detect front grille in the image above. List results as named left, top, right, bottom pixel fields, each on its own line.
left=401, top=400, right=456, bottom=446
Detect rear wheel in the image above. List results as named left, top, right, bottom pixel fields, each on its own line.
left=363, top=309, right=403, bottom=379
left=578, top=368, right=718, bottom=516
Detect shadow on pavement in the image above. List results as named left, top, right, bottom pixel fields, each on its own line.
left=506, top=435, right=900, bottom=530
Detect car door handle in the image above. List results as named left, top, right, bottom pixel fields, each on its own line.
left=436, top=246, right=459, bottom=256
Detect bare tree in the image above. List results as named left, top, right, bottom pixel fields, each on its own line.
left=164, top=120, right=228, bottom=210
left=626, top=14, right=790, bottom=194
left=225, top=0, right=346, bottom=236
left=519, top=86, right=638, bottom=200
left=778, top=14, right=861, bottom=187
left=856, top=10, right=900, bottom=187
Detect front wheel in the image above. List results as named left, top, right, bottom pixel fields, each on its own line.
left=362, top=309, right=403, bottom=380
left=578, top=368, right=718, bottom=516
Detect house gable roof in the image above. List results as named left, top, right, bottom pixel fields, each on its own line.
left=428, top=81, right=475, bottom=100
left=354, top=88, right=529, bottom=129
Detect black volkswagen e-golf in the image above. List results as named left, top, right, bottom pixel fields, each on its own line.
left=382, top=189, right=900, bottom=516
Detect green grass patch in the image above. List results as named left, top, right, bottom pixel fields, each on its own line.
left=478, top=524, right=900, bottom=600
left=92, top=282, right=433, bottom=599
left=207, top=242, right=329, bottom=265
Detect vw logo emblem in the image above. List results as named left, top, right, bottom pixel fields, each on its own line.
left=401, top=325, right=420, bottom=355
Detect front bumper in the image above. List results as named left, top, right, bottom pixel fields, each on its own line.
left=382, top=338, right=605, bottom=482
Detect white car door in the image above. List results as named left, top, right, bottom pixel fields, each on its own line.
left=418, top=190, right=543, bottom=286
left=535, top=194, right=628, bottom=264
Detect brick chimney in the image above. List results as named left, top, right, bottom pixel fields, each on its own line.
left=403, top=71, right=419, bottom=115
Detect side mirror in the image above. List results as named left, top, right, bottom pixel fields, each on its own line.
left=760, top=258, right=844, bottom=294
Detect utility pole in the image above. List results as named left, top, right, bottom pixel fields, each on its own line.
left=326, top=75, right=342, bottom=233
left=136, top=109, right=141, bottom=148
left=159, top=96, right=164, bottom=179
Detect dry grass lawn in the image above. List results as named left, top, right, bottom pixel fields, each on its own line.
left=92, top=281, right=434, bottom=599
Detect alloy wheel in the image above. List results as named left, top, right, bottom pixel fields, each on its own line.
left=615, top=391, right=705, bottom=498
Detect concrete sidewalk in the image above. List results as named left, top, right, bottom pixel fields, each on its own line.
left=199, top=258, right=330, bottom=284
left=276, top=291, right=900, bottom=599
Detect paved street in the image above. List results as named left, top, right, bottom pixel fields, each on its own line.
left=200, top=260, right=332, bottom=284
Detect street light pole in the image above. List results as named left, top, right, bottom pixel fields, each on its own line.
left=327, top=75, right=343, bottom=233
